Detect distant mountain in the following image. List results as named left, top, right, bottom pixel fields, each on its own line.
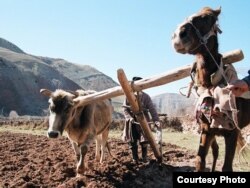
left=0, top=38, right=196, bottom=118
left=37, top=57, right=118, bottom=91
left=152, top=93, right=196, bottom=117
left=0, top=38, right=118, bottom=116
left=0, top=38, right=24, bottom=54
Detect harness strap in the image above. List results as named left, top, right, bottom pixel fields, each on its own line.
left=187, top=17, right=220, bottom=45
left=188, top=19, right=229, bottom=86
left=187, top=15, right=240, bottom=132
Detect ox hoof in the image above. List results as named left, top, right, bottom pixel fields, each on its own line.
left=76, top=173, right=84, bottom=178
left=76, top=167, right=86, bottom=176
left=195, top=156, right=206, bottom=172
left=95, top=157, right=101, bottom=162
left=86, top=161, right=94, bottom=170
left=76, top=170, right=85, bottom=176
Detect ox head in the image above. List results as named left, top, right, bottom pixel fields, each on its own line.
left=40, top=89, right=78, bottom=138
left=172, top=7, right=221, bottom=55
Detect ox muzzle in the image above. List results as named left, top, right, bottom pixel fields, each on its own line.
left=47, top=131, right=61, bottom=138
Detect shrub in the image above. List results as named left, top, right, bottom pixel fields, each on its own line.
left=9, top=111, right=19, bottom=119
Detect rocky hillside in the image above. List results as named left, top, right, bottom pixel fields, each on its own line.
left=0, top=38, right=118, bottom=116
left=152, top=93, right=196, bottom=117
left=0, top=38, right=196, bottom=118
left=37, top=57, right=118, bottom=91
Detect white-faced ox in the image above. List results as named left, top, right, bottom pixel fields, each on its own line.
left=40, top=89, right=113, bottom=175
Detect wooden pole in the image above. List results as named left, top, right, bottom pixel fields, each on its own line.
left=74, top=64, right=191, bottom=106
left=222, top=49, right=244, bottom=65
left=117, top=69, right=162, bottom=162
left=74, top=49, right=244, bottom=106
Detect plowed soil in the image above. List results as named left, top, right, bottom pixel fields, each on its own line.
left=0, top=131, right=196, bottom=188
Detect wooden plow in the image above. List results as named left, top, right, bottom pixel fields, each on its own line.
left=74, top=49, right=244, bottom=162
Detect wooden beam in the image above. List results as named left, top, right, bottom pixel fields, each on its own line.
left=73, top=49, right=244, bottom=106
left=222, top=49, right=244, bottom=65
left=117, top=69, right=162, bottom=162
left=74, top=85, right=124, bottom=106
left=74, top=64, right=191, bottom=106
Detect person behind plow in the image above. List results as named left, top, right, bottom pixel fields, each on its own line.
left=122, top=76, right=161, bottom=163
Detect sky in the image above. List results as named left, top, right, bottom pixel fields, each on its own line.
left=1, top=0, right=250, bottom=96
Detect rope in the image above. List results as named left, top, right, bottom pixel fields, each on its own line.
left=203, top=45, right=240, bottom=129
left=189, top=19, right=240, bottom=130
left=204, top=45, right=229, bottom=85
left=179, top=86, right=189, bottom=97
left=179, top=82, right=195, bottom=98
left=188, top=21, right=229, bottom=85
left=199, top=32, right=239, bottom=129
left=228, top=91, right=240, bottom=130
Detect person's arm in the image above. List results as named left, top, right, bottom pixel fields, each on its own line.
left=227, top=70, right=250, bottom=96
left=143, top=93, right=159, bottom=122
left=143, top=93, right=162, bottom=144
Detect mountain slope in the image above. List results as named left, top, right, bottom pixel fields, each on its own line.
left=0, top=38, right=118, bottom=116
left=0, top=38, right=24, bottom=54
left=0, top=38, right=195, bottom=118
left=0, top=47, right=81, bottom=116
left=38, top=57, right=118, bottom=91
left=152, top=93, right=196, bottom=117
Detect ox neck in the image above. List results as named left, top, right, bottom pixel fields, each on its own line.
left=196, top=52, right=222, bottom=72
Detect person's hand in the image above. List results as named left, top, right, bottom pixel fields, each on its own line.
left=154, top=121, right=161, bottom=130
left=226, top=80, right=249, bottom=97
left=155, top=129, right=162, bottom=144
left=129, top=118, right=134, bottom=123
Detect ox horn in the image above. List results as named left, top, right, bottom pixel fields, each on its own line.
left=66, top=90, right=79, bottom=97
left=40, top=89, right=53, bottom=97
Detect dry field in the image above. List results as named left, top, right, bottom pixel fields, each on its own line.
left=0, top=118, right=249, bottom=187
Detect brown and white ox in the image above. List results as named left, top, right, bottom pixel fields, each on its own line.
left=40, top=89, right=113, bottom=175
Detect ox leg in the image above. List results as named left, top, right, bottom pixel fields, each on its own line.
left=71, top=141, right=80, bottom=162
left=211, top=138, right=219, bottom=172
left=222, top=129, right=238, bottom=172
left=76, top=144, right=88, bottom=175
left=100, top=128, right=110, bottom=163
left=196, top=123, right=213, bottom=172
left=95, top=136, right=101, bottom=162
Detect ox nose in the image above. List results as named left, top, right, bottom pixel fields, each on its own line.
left=48, top=131, right=59, bottom=138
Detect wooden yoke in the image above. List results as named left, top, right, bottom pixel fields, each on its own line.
left=117, top=69, right=162, bottom=163
left=73, top=49, right=244, bottom=107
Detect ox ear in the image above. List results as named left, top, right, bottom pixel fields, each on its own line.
left=40, top=89, right=53, bottom=97
left=213, top=7, right=221, bottom=17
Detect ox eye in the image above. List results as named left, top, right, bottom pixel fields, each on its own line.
left=49, top=105, right=55, bottom=112
left=64, top=103, right=72, bottom=112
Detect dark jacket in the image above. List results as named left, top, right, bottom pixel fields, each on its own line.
left=122, top=91, right=159, bottom=143
left=123, top=91, right=159, bottom=122
left=243, top=70, right=250, bottom=88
